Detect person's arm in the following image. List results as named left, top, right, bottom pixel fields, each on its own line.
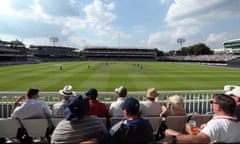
left=176, top=132, right=210, bottom=143
left=12, top=95, right=25, bottom=112
left=160, top=132, right=210, bottom=144
left=80, top=138, right=98, bottom=144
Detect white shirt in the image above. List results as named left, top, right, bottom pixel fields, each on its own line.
left=109, top=97, right=126, bottom=117
left=11, top=99, right=52, bottom=119
left=201, top=115, right=240, bottom=143
left=140, top=100, right=162, bottom=116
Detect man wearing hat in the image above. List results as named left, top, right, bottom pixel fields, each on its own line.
left=51, top=95, right=107, bottom=144
left=52, top=85, right=76, bottom=118
left=109, top=86, right=127, bottom=117
left=224, top=85, right=240, bottom=120
left=85, top=88, right=108, bottom=117
left=140, top=87, right=162, bottom=116
left=81, top=97, right=153, bottom=144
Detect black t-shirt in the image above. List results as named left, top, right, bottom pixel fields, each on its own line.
left=98, top=118, right=153, bottom=144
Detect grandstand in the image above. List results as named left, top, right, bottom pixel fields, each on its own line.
left=223, top=39, right=240, bottom=54
left=83, top=47, right=158, bottom=61
left=0, top=39, right=28, bottom=62
left=29, top=45, right=80, bottom=61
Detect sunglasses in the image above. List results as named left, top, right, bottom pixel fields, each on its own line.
left=209, top=100, right=218, bottom=104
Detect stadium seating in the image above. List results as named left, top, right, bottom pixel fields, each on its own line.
left=143, top=117, right=162, bottom=135
left=0, top=118, right=21, bottom=139
left=190, top=114, right=213, bottom=127
left=21, top=119, right=49, bottom=138
left=165, top=115, right=189, bottom=133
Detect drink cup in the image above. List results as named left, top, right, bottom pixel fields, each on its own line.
left=188, top=120, right=200, bottom=135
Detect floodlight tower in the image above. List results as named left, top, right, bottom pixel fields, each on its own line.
left=50, top=37, right=58, bottom=47
left=177, top=38, right=186, bottom=49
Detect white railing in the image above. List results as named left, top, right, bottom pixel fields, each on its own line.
left=0, top=90, right=224, bottom=118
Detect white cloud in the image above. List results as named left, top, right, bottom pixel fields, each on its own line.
left=205, top=32, right=240, bottom=48
left=83, top=0, right=116, bottom=28
left=165, top=0, right=240, bottom=27
left=148, top=0, right=240, bottom=50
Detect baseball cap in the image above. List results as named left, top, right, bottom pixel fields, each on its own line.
left=115, top=86, right=127, bottom=96
left=64, top=95, right=90, bottom=120
left=224, top=85, right=240, bottom=97
left=85, top=88, right=98, bottom=97
left=120, top=97, right=140, bottom=114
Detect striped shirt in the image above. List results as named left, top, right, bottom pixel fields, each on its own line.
left=52, top=101, right=66, bottom=118
left=51, top=116, right=107, bottom=144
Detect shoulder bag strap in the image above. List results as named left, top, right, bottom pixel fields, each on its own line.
left=16, top=117, right=26, bottom=129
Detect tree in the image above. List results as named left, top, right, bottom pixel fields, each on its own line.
left=179, top=43, right=213, bottom=55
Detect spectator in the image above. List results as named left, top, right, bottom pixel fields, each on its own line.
left=160, top=95, right=186, bottom=117
left=185, top=85, right=240, bottom=135
left=108, top=86, right=127, bottom=117
left=80, top=97, right=153, bottom=144
left=51, top=95, right=107, bottom=144
left=85, top=88, right=108, bottom=117
left=52, top=85, right=76, bottom=118
left=11, top=88, right=52, bottom=119
left=224, top=85, right=240, bottom=120
left=140, top=87, right=162, bottom=116
left=161, top=94, right=240, bottom=143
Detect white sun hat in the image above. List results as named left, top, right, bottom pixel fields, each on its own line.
left=59, top=85, right=76, bottom=97
left=224, top=85, right=240, bottom=97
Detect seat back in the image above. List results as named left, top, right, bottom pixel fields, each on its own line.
left=165, top=115, right=189, bottom=133
left=190, top=114, right=213, bottom=127
left=143, top=117, right=162, bottom=134
left=110, top=117, right=123, bottom=126
left=21, top=119, right=49, bottom=137
left=0, top=118, right=21, bottom=138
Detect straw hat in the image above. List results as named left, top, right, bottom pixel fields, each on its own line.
left=59, top=85, right=76, bottom=97
left=146, top=88, right=159, bottom=99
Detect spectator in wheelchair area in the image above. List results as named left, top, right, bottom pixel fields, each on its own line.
left=108, top=86, right=127, bottom=117
left=160, top=95, right=186, bottom=117
left=51, top=95, right=107, bottom=144
left=52, top=85, right=76, bottom=118
left=140, top=87, right=162, bottom=116
left=85, top=88, right=108, bottom=117
left=80, top=97, right=153, bottom=144
left=11, top=88, right=52, bottom=119
left=161, top=94, right=240, bottom=143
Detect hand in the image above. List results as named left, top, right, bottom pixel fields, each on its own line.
left=16, top=95, right=26, bottom=103
left=200, top=123, right=206, bottom=129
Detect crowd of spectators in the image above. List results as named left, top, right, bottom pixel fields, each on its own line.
left=4, top=84, right=240, bottom=143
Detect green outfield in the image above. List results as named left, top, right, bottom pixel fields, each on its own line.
left=0, top=61, right=239, bottom=92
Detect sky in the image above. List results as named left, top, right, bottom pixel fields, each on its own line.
left=0, top=0, right=239, bottom=52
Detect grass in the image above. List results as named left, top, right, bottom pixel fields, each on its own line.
left=0, top=61, right=239, bottom=92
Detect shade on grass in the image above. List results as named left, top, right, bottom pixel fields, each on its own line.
left=0, top=61, right=239, bottom=92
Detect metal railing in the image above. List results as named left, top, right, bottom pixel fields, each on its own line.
left=0, top=90, right=224, bottom=118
